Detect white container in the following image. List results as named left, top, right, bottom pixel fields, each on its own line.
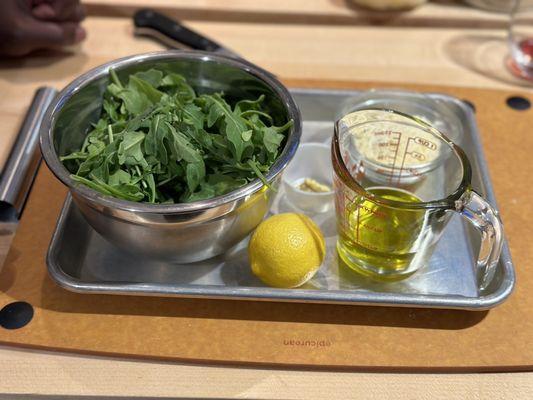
left=282, top=143, right=334, bottom=213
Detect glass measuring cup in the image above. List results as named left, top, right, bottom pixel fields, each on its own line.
left=508, top=0, right=533, bottom=80
left=332, top=109, right=503, bottom=290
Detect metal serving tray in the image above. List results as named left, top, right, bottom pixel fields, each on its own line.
left=46, top=88, right=515, bottom=310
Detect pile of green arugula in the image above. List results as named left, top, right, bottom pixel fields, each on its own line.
left=61, top=68, right=293, bottom=203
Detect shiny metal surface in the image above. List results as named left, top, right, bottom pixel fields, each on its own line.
left=46, top=88, right=515, bottom=309
left=40, top=51, right=301, bottom=262
left=0, top=87, right=57, bottom=218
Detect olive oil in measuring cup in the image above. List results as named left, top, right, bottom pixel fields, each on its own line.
left=333, top=108, right=504, bottom=287
left=336, top=186, right=431, bottom=280
left=332, top=109, right=450, bottom=281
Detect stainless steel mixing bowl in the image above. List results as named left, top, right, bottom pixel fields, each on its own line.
left=40, top=50, right=301, bottom=262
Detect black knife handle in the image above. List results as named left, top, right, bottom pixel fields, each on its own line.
left=134, top=9, right=223, bottom=52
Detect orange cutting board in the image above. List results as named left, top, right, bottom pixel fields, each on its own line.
left=0, top=80, right=532, bottom=371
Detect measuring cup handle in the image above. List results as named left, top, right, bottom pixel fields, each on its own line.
left=456, top=190, right=504, bottom=291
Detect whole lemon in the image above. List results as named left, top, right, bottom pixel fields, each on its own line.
left=249, top=213, right=326, bottom=288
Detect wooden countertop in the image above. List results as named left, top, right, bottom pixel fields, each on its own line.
left=1, top=2, right=532, bottom=398
left=85, top=0, right=515, bottom=28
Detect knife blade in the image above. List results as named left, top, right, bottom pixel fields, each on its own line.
left=132, top=9, right=278, bottom=79
left=133, top=9, right=240, bottom=59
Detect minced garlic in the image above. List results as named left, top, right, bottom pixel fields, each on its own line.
left=298, top=178, right=331, bottom=193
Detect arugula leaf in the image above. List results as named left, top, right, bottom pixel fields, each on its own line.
left=262, top=120, right=294, bottom=156
left=113, top=86, right=153, bottom=115
left=208, top=173, right=248, bottom=196
left=241, top=130, right=253, bottom=141
left=128, top=75, right=163, bottom=104
left=262, top=126, right=284, bottom=154
left=182, top=184, right=216, bottom=202
left=62, top=69, right=293, bottom=204
left=108, top=169, right=132, bottom=186
left=181, top=103, right=204, bottom=130
left=133, top=69, right=163, bottom=87
left=71, top=175, right=145, bottom=202
left=185, top=161, right=205, bottom=193
left=60, top=152, right=88, bottom=161
left=235, top=94, right=265, bottom=113
left=144, top=172, right=157, bottom=203
left=103, top=99, right=120, bottom=122
left=145, top=114, right=169, bottom=165
left=117, top=131, right=147, bottom=167
left=200, top=93, right=249, bottom=162
left=166, top=122, right=203, bottom=164
left=108, top=71, right=163, bottom=115
left=161, top=73, right=195, bottom=100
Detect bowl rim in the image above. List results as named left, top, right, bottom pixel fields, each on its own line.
left=40, top=50, right=302, bottom=214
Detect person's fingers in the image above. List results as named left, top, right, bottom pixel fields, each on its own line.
left=53, top=0, right=86, bottom=22
left=31, top=0, right=85, bottom=22
left=31, top=3, right=56, bottom=20
left=56, top=21, right=86, bottom=45
left=55, top=21, right=86, bottom=45
left=24, top=20, right=86, bottom=48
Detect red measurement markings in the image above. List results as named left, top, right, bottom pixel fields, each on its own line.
left=337, top=179, right=357, bottom=232
left=357, top=240, right=379, bottom=251
left=389, top=132, right=402, bottom=184
left=374, top=130, right=400, bottom=136
left=356, top=197, right=360, bottom=242
left=397, top=135, right=435, bottom=183
left=354, top=200, right=388, bottom=243
left=333, top=175, right=346, bottom=227
left=343, top=149, right=362, bottom=178
left=357, top=204, right=387, bottom=219
left=360, top=222, right=383, bottom=233
left=397, top=136, right=414, bottom=185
